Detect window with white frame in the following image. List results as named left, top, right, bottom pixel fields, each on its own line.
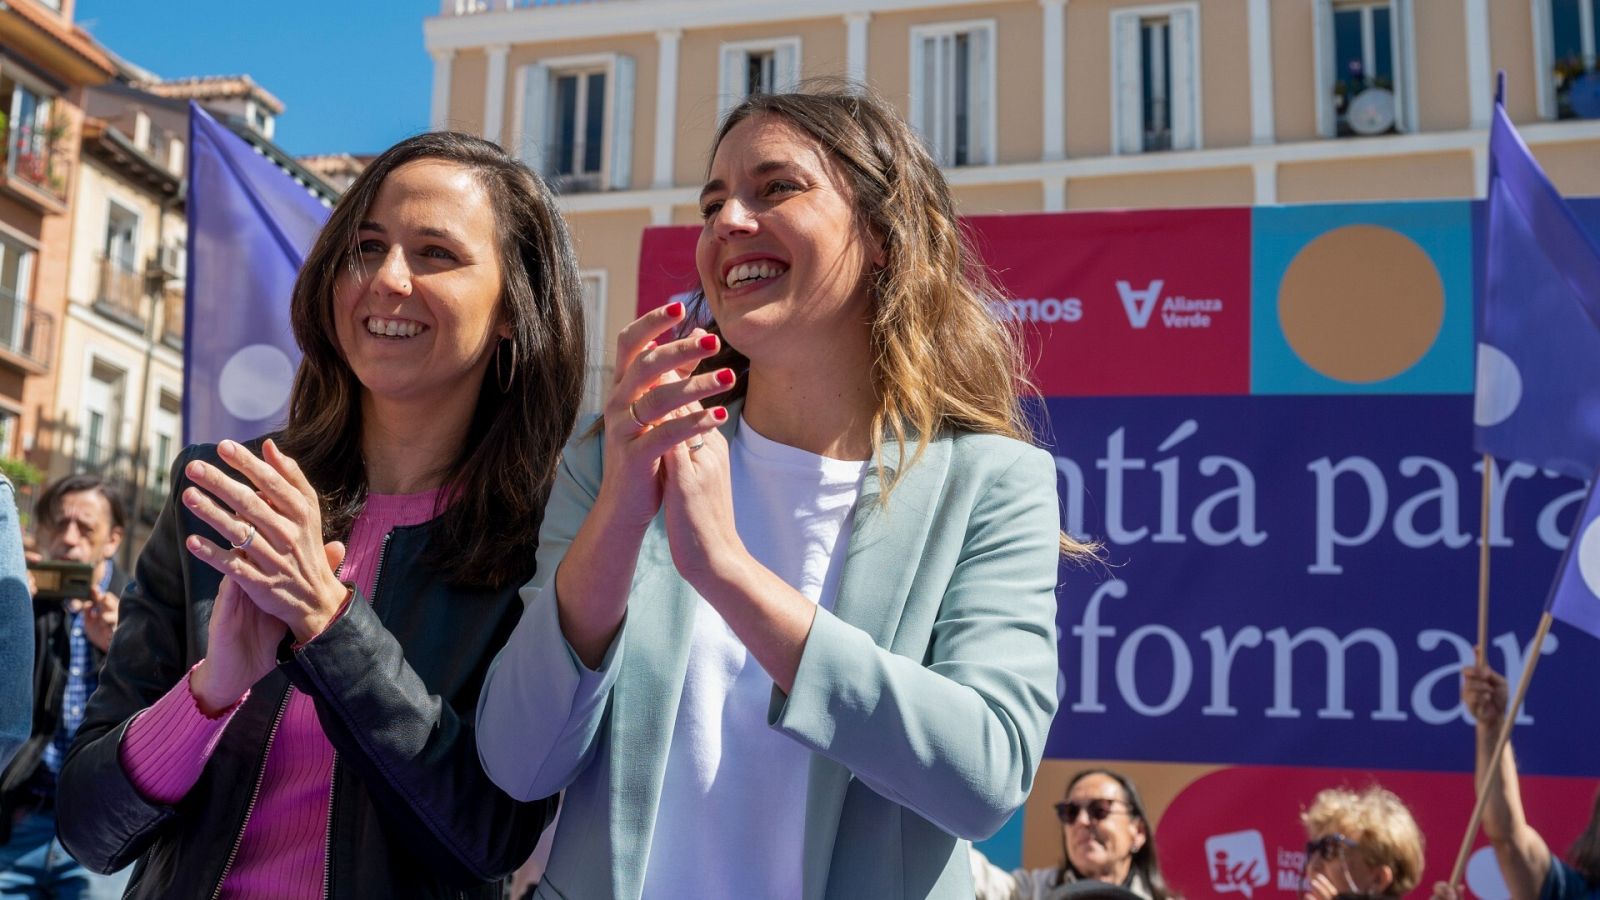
left=910, top=21, right=996, bottom=168
left=81, top=360, right=127, bottom=471
left=150, top=390, right=180, bottom=499
left=0, top=236, right=33, bottom=357
left=105, top=201, right=140, bottom=274
left=1112, top=5, right=1200, bottom=154
left=1314, top=0, right=1415, bottom=137
left=719, top=38, right=801, bottom=119
left=578, top=271, right=608, bottom=417
left=1, top=68, right=58, bottom=189
left=1544, top=0, right=1600, bottom=118
left=518, top=55, right=636, bottom=194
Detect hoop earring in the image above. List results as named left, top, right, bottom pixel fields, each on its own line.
left=495, top=337, right=516, bottom=393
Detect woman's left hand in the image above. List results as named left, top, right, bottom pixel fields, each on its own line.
left=660, top=427, right=746, bottom=591
left=181, top=438, right=351, bottom=643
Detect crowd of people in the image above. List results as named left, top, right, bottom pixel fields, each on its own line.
left=0, top=78, right=1590, bottom=900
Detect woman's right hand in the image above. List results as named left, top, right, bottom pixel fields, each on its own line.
left=190, top=541, right=344, bottom=716
left=1462, top=663, right=1509, bottom=731
left=594, top=302, right=733, bottom=532
left=190, top=576, right=285, bottom=715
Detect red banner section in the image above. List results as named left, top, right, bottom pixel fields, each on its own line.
left=639, top=208, right=1251, bottom=396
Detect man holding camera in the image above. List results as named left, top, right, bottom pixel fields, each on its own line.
left=0, top=474, right=131, bottom=898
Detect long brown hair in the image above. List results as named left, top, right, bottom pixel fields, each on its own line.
left=689, top=80, right=1092, bottom=558
left=1569, top=791, right=1600, bottom=884
left=277, top=131, right=586, bottom=588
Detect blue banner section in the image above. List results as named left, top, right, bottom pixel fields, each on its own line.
left=1044, top=394, right=1594, bottom=775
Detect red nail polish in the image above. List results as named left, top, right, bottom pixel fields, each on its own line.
left=699, top=334, right=719, bottom=352
left=712, top=407, right=729, bottom=422
left=715, top=368, right=735, bottom=386
left=666, top=302, right=685, bottom=318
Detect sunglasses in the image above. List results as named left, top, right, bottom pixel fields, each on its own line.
left=1304, top=833, right=1358, bottom=862
left=1055, top=799, right=1133, bottom=824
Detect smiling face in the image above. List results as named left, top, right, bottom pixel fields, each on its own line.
left=1062, top=773, right=1146, bottom=884
left=695, top=114, right=881, bottom=369
left=333, top=158, right=508, bottom=412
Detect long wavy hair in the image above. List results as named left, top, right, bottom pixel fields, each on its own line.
left=688, top=81, right=1091, bottom=557
left=277, top=131, right=586, bottom=588
left=1061, top=768, right=1177, bottom=900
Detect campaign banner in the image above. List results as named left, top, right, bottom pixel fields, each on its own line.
left=636, top=200, right=1600, bottom=898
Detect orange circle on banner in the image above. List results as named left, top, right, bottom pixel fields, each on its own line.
left=1277, top=224, right=1444, bottom=383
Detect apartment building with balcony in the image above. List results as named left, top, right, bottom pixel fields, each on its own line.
left=424, top=0, right=1600, bottom=395
left=54, top=62, right=336, bottom=555
left=0, top=0, right=114, bottom=466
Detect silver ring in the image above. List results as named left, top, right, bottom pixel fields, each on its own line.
left=628, top=400, right=648, bottom=429
left=230, top=522, right=256, bottom=552
left=688, top=439, right=706, bottom=452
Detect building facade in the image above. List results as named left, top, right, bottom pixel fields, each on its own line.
left=0, top=0, right=115, bottom=472
left=52, top=65, right=336, bottom=556
left=425, top=0, right=1600, bottom=393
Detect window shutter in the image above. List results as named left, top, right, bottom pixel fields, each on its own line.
left=969, top=28, right=994, bottom=164
left=719, top=45, right=745, bottom=122
left=518, top=63, right=550, bottom=173
left=1389, top=0, right=1417, bottom=132
left=1169, top=8, right=1198, bottom=150
left=609, top=54, right=635, bottom=191
left=911, top=35, right=935, bottom=161
left=1312, top=0, right=1335, bottom=137
left=1114, top=14, right=1143, bottom=154
left=774, top=42, right=800, bottom=93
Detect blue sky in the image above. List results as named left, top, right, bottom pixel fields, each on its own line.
left=75, top=0, right=441, bottom=157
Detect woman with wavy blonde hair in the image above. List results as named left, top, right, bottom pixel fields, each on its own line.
left=476, top=81, right=1076, bottom=900
left=1300, top=786, right=1425, bottom=899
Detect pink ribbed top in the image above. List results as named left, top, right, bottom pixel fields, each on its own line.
left=120, top=488, right=442, bottom=899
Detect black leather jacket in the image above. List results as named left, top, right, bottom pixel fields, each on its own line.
left=56, top=442, right=557, bottom=899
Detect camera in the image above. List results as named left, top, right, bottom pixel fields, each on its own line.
left=27, top=559, right=94, bottom=603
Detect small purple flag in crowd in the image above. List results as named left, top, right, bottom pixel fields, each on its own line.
left=1545, top=468, right=1600, bottom=641
left=1473, top=81, right=1600, bottom=480
left=183, top=102, right=330, bottom=445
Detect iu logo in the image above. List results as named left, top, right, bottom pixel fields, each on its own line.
left=1115, top=279, right=1164, bottom=329
left=1204, top=830, right=1270, bottom=898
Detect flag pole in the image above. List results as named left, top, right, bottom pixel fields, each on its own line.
left=1448, top=611, right=1554, bottom=889
left=1477, top=454, right=1494, bottom=665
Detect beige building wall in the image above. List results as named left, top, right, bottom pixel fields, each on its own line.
left=427, top=0, right=1600, bottom=353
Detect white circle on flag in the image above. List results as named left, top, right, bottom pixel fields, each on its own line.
left=1578, top=514, right=1600, bottom=599
left=1467, top=846, right=1510, bottom=900
left=1473, top=342, right=1522, bottom=427
left=219, top=344, right=295, bottom=422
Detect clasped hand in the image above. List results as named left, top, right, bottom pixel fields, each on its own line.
left=182, top=439, right=348, bottom=714
left=600, top=303, right=745, bottom=588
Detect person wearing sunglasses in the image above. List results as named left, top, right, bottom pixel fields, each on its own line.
left=1299, top=786, right=1425, bottom=900
left=971, top=769, right=1177, bottom=900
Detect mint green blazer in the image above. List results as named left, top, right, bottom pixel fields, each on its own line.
left=477, top=411, right=1062, bottom=900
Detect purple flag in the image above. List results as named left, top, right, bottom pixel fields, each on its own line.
left=183, top=102, right=330, bottom=445
left=1545, top=468, right=1600, bottom=640
left=1473, top=87, right=1600, bottom=480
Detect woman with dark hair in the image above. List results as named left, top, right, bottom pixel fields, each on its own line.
left=477, top=81, right=1082, bottom=899
left=1429, top=665, right=1600, bottom=900
left=54, top=131, right=584, bottom=899
left=972, top=769, right=1177, bottom=900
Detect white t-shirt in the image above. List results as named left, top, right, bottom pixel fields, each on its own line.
left=641, top=418, right=870, bottom=899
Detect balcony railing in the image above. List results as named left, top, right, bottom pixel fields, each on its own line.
left=95, top=255, right=145, bottom=325
left=161, top=285, right=184, bottom=349
left=0, top=288, right=53, bottom=371
left=4, top=122, right=67, bottom=202
left=440, top=0, right=612, bottom=14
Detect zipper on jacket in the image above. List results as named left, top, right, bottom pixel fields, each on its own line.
left=210, top=689, right=290, bottom=900
left=322, top=753, right=337, bottom=900
left=319, top=531, right=390, bottom=899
